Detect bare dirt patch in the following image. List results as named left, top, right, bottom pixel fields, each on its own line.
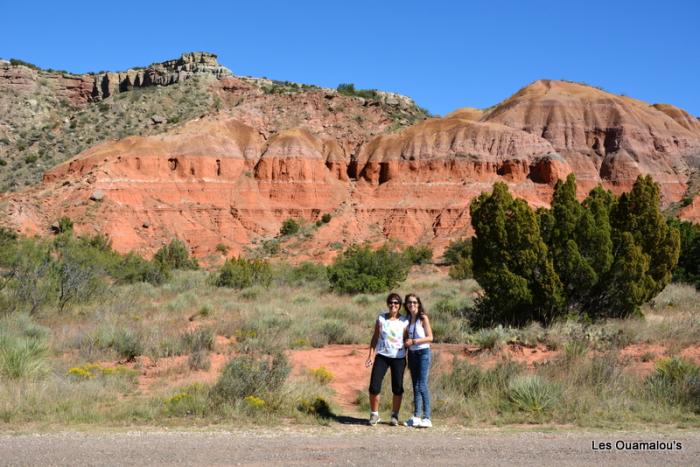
left=90, top=341, right=700, bottom=408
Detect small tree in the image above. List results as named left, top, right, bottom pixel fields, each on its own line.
left=540, top=175, right=606, bottom=308
left=442, top=238, right=473, bottom=280
left=470, top=182, right=563, bottom=325
left=670, top=219, right=700, bottom=288
left=471, top=176, right=681, bottom=325
left=153, top=239, right=198, bottom=270
left=54, top=244, right=105, bottom=312
left=6, top=239, right=56, bottom=315
left=402, top=245, right=433, bottom=265
left=611, top=176, right=680, bottom=297
left=327, top=244, right=411, bottom=294
left=113, top=253, right=170, bottom=285
left=213, top=258, right=272, bottom=289
left=280, top=219, right=300, bottom=236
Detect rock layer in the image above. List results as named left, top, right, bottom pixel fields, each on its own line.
left=483, top=80, right=700, bottom=201
left=2, top=76, right=699, bottom=261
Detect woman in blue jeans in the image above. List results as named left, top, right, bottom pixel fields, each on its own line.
left=403, top=293, right=434, bottom=428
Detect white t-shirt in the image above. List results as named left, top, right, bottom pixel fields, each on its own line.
left=407, top=317, right=430, bottom=351
left=375, top=313, right=409, bottom=358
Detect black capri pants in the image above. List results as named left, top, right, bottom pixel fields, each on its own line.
left=369, top=353, right=406, bottom=395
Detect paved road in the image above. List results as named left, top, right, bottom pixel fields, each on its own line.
left=1, top=426, right=698, bottom=466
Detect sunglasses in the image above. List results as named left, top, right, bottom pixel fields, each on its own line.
left=406, top=301, right=419, bottom=305
left=388, top=301, right=401, bottom=305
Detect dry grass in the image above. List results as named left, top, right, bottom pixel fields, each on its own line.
left=0, top=268, right=698, bottom=428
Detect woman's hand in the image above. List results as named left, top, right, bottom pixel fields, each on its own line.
left=365, top=357, right=373, bottom=368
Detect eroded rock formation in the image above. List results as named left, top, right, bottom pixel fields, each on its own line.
left=1, top=72, right=699, bottom=262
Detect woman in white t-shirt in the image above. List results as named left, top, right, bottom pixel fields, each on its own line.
left=365, top=292, right=409, bottom=426
left=403, top=293, right=433, bottom=428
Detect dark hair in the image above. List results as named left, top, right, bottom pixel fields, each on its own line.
left=386, top=292, right=402, bottom=306
left=404, top=293, right=427, bottom=323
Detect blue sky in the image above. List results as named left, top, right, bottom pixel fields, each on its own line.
left=2, top=0, right=699, bottom=116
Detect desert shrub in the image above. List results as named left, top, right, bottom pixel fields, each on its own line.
left=188, top=350, right=211, bottom=371
left=402, top=245, right=433, bottom=265
left=449, top=256, right=473, bottom=280
left=213, top=258, right=272, bottom=289
left=471, top=327, right=507, bottom=351
left=2, top=238, right=56, bottom=314
left=215, top=243, right=229, bottom=255
left=239, top=285, right=265, bottom=300
left=507, top=375, right=561, bottom=415
left=212, top=352, right=290, bottom=402
left=321, top=213, right=332, bottom=223
left=311, top=319, right=352, bottom=345
left=440, top=360, right=522, bottom=401
left=67, top=363, right=138, bottom=382
left=482, top=360, right=524, bottom=391
left=327, top=244, right=410, bottom=294
left=274, top=262, right=327, bottom=286
left=280, top=218, right=300, bottom=236
left=163, top=384, right=209, bottom=417
left=297, top=397, right=333, bottom=418
left=514, top=322, right=546, bottom=347
left=196, top=304, right=213, bottom=318
left=441, top=361, right=484, bottom=397
left=0, top=334, right=48, bottom=380
left=433, top=296, right=460, bottom=315
left=442, top=238, right=470, bottom=265
left=10, top=58, right=40, bottom=69
left=646, top=357, right=700, bottom=411
left=309, top=367, right=333, bottom=384
left=56, top=217, right=74, bottom=234
left=336, top=83, right=380, bottom=100
left=442, top=238, right=473, bottom=280
left=113, top=329, right=143, bottom=361
left=243, top=395, right=267, bottom=412
left=153, top=239, right=198, bottom=270
left=53, top=241, right=108, bottom=312
left=112, top=253, right=170, bottom=285
left=0, top=227, right=17, bottom=250
left=563, top=340, right=588, bottom=361
left=258, top=239, right=281, bottom=256
left=181, top=327, right=214, bottom=353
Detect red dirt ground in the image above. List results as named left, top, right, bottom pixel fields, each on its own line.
left=120, top=342, right=700, bottom=412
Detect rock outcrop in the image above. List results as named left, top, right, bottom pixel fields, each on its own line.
left=1, top=71, right=699, bottom=262
left=89, top=52, right=232, bottom=100
left=483, top=80, right=700, bottom=201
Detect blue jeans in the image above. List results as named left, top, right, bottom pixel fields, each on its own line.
left=408, top=348, right=431, bottom=419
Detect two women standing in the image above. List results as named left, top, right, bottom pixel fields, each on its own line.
left=365, top=292, right=433, bottom=427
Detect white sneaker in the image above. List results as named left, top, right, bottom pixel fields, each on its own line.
left=403, top=416, right=422, bottom=427
left=420, top=418, right=432, bottom=428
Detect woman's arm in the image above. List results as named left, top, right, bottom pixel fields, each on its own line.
left=365, top=319, right=381, bottom=367
left=407, top=315, right=433, bottom=346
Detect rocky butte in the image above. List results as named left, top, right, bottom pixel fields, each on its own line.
left=1, top=53, right=699, bottom=262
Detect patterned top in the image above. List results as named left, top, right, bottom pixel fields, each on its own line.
left=375, top=313, right=409, bottom=358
